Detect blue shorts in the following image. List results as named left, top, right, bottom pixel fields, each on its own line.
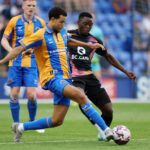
left=42, top=78, right=72, bottom=106
left=7, top=66, right=38, bottom=87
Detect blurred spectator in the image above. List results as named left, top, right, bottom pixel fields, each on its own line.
left=0, top=14, right=9, bottom=75
left=90, top=12, right=104, bottom=42
left=54, top=0, right=94, bottom=12
left=0, top=14, right=9, bottom=60
left=100, top=37, right=114, bottom=76
left=11, top=0, right=23, bottom=16
left=112, top=0, right=131, bottom=13
left=134, top=15, right=148, bottom=51
left=135, top=0, right=148, bottom=15
left=90, top=12, right=103, bottom=79
left=0, top=0, right=11, bottom=20
left=142, top=12, right=150, bottom=36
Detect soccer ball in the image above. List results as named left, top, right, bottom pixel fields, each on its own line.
left=112, top=125, right=131, bottom=145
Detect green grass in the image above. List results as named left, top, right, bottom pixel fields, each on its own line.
left=0, top=102, right=150, bottom=150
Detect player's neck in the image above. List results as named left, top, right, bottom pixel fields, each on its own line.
left=78, top=29, right=88, bottom=36
left=24, top=13, right=34, bottom=22
left=48, top=22, right=54, bottom=31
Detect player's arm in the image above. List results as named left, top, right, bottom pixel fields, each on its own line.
left=0, top=29, right=43, bottom=64
left=68, top=38, right=105, bottom=49
left=0, top=46, right=24, bottom=64
left=103, top=52, right=136, bottom=82
left=1, top=36, right=12, bottom=52
left=1, top=18, right=16, bottom=52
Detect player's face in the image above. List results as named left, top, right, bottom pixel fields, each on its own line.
left=52, top=15, right=66, bottom=32
left=78, top=17, right=93, bottom=35
left=22, top=0, right=37, bottom=17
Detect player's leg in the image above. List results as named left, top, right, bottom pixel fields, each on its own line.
left=10, top=87, right=21, bottom=123
left=75, top=75, right=113, bottom=140
left=63, top=84, right=113, bottom=140
left=87, top=86, right=113, bottom=140
left=26, top=87, right=37, bottom=121
left=12, top=78, right=113, bottom=142
left=12, top=78, right=70, bottom=142
left=20, top=104, right=69, bottom=130
left=12, top=104, right=69, bottom=142
left=99, top=102, right=113, bottom=127
left=71, top=78, right=95, bottom=124
left=23, top=67, right=38, bottom=122
left=7, top=66, right=22, bottom=123
left=87, top=87, right=113, bottom=127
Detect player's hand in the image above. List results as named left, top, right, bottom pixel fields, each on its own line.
left=126, top=71, right=136, bottom=82
left=21, top=49, right=33, bottom=58
left=89, top=43, right=105, bottom=50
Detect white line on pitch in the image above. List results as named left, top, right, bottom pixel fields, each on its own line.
left=0, top=139, right=96, bottom=145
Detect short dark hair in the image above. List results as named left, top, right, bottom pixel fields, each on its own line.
left=79, top=12, right=93, bottom=20
left=48, top=7, right=67, bottom=20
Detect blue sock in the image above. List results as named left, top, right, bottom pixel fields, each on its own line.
left=9, top=98, right=20, bottom=123
left=23, top=117, right=52, bottom=130
left=27, top=99, right=37, bottom=121
left=81, top=102, right=108, bottom=131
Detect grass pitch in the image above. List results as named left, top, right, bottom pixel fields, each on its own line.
left=0, top=102, right=150, bottom=150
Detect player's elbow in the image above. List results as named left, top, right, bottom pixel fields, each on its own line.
left=1, top=37, right=4, bottom=47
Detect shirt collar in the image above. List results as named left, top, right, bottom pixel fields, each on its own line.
left=21, top=13, right=36, bottom=23
left=45, top=24, right=54, bottom=33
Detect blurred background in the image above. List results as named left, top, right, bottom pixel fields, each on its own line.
left=0, top=0, right=150, bottom=101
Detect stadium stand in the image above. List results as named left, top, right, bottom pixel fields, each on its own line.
left=0, top=0, right=148, bottom=76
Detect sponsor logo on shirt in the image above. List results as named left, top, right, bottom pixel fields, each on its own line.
left=77, top=47, right=86, bottom=55
left=71, top=54, right=89, bottom=60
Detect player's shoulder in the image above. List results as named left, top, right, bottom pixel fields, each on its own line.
left=36, top=28, right=46, bottom=34
left=67, top=29, right=78, bottom=36
left=35, top=16, right=45, bottom=24
left=9, top=15, right=21, bottom=23
left=89, top=33, right=103, bottom=44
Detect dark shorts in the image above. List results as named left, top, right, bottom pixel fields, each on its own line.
left=72, top=74, right=111, bottom=106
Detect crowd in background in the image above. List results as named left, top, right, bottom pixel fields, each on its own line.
left=0, top=0, right=150, bottom=77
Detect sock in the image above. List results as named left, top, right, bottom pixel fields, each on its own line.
left=27, top=99, right=37, bottom=121
left=101, top=114, right=113, bottom=127
left=23, top=117, right=52, bottom=130
left=79, top=105, right=95, bottom=125
left=9, top=97, right=20, bottom=122
left=18, top=123, right=24, bottom=133
left=81, top=102, right=108, bottom=131
left=95, top=124, right=101, bottom=132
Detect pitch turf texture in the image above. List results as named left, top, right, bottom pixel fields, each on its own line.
left=0, top=102, right=150, bottom=150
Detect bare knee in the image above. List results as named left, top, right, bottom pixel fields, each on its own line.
left=72, top=89, right=87, bottom=105
left=51, top=118, right=64, bottom=127
left=27, top=91, right=36, bottom=100
left=11, top=92, right=19, bottom=100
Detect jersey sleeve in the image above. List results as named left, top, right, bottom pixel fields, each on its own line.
left=19, top=29, right=44, bottom=50
left=95, top=37, right=107, bottom=56
left=4, top=17, right=16, bottom=38
left=67, top=32, right=71, bottom=41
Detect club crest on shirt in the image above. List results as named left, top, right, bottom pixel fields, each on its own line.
left=35, top=27, right=41, bottom=31
left=60, top=80, right=66, bottom=84
left=7, top=78, right=13, bottom=84
left=63, top=35, right=67, bottom=41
